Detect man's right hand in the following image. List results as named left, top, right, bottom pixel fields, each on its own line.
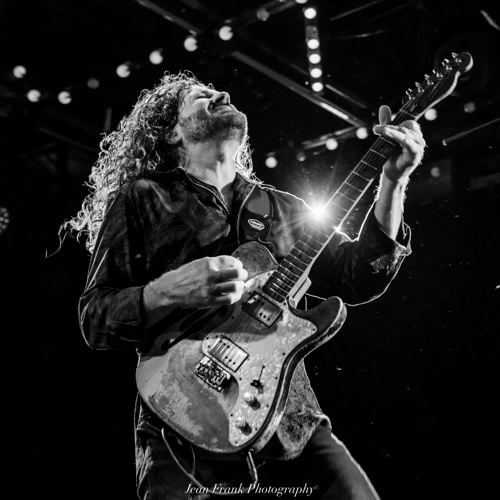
left=143, top=256, right=249, bottom=311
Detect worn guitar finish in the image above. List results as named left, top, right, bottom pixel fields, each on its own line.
left=137, top=241, right=346, bottom=454
left=136, top=52, right=473, bottom=456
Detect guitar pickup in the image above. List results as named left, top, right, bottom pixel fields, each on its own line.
left=242, top=292, right=283, bottom=327
left=194, top=356, right=231, bottom=391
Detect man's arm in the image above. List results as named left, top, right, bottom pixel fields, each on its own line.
left=373, top=104, right=426, bottom=238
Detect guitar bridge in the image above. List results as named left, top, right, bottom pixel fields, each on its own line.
left=194, top=356, right=231, bottom=391
left=242, top=292, right=283, bottom=327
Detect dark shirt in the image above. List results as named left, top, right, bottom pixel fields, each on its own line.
left=79, top=167, right=411, bottom=459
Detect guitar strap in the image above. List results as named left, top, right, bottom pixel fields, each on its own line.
left=238, top=185, right=273, bottom=247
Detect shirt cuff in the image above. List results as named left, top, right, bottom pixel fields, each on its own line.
left=357, top=208, right=412, bottom=274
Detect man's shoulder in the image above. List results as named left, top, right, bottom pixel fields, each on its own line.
left=258, top=183, right=307, bottom=213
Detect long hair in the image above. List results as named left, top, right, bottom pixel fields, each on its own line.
left=64, top=71, right=253, bottom=253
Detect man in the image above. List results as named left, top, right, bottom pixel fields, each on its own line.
left=72, top=72, right=425, bottom=499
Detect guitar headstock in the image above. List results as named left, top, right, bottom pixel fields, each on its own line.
left=403, top=52, right=473, bottom=119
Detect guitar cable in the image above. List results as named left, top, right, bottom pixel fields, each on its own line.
left=161, top=427, right=259, bottom=496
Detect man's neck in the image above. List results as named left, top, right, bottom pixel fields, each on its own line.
left=183, top=139, right=239, bottom=206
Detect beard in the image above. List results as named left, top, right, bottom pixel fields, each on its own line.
left=178, top=107, right=248, bottom=144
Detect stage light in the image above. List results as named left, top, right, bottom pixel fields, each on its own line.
left=310, top=67, right=322, bottom=78
left=356, top=127, right=369, bottom=139
left=424, top=108, right=437, bottom=121
left=296, top=0, right=308, bottom=4
left=430, top=166, right=441, bottom=178
left=116, top=63, right=131, bottom=78
left=326, top=138, right=339, bottom=151
left=57, top=90, right=72, bottom=105
left=464, top=101, right=477, bottom=113
left=256, top=8, right=270, bottom=21
left=307, top=39, right=319, bottom=50
left=309, top=202, right=327, bottom=222
left=265, top=155, right=278, bottom=168
left=87, top=77, right=100, bottom=89
left=149, top=49, right=163, bottom=65
left=12, top=65, right=27, bottom=79
left=296, top=150, right=306, bottom=162
left=308, top=53, right=321, bottom=64
left=304, top=7, right=317, bottom=19
left=312, top=82, right=323, bottom=92
left=218, top=25, right=233, bottom=41
left=26, top=89, right=41, bottom=102
left=0, top=205, right=10, bottom=235
left=184, top=35, right=198, bottom=52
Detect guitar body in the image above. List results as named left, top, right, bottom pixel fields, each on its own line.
left=136, top=241, right=347, bottom=455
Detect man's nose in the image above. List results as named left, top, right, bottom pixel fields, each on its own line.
left=212, top=91, right=230, bottom=106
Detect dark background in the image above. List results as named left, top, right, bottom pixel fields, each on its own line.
left=1, top=1, right=499, bottom=499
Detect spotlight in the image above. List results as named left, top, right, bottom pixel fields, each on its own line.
left=256, top=8, right=270, bottom=22
left=295, top=0, right=308, bottom=4
left=311, top=82, right=323, bottom=92
left=296, top=150, right=306, bottom=162
left=218, top=25, right=233, bottom=41
left=12, top=65, right=27, bottom=79
left=309, top=202, right=327, bottom=222
left=184, top=35, right=198, bottom=52
left=26, top=89, right=41, bottom=102
left=310, top=67, right=322, bottom=78
left=116, top=63, right=131, bottom=78
left=325, top=138, right=339, bottom=151
left=87, top=77, right=100, bottom=89
left=307, top=39, right=319, bottom=50
left=308, top=53, right=321, bottom=64
left=265, top=155, right=278, bottom=168
left=149, top=49, right=164, bottom=65
left=464, top=101, right=477, bottom=113
left=430, top=166, right=441, bottom=178
left=58, top=90, right=72, bottom=105
left=356, top=127, right=369, bottom=139
left=424, top=108, right=437, bottom=121
left=304, top=7, right=317, bottom=19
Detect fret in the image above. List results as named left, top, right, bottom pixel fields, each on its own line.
left=267, top=281, right=290, bottom=295
left=338, top=183, right=363, bottom=201
left=355, top=162, right=380, bottom=180
left=344, top=180, right=363, bottom=193
left=288, top=254, right=308, bottom=271
left=368, top=148, right=385, bottom=158
left=350, top=170, right=370, bottom=183
left=281, top=260, right=304, bottom=274
left=279, top=266, right=301, bottom=280
left=303, top=232, right=328, bottom=246
left=273, top=273, right=295, bottom=289
left=292, top=246, right=313, bottom=263
left=359, top=159, right=378, bottom=171
left=398, top=109, right=417, bottom=119
left=296, top=240, right=319, bottom=257
left=337, top=190, right=356, bottom=203
left=378, top=136, right=397, bottom=147
left=331, top=199, right=350, bottom=213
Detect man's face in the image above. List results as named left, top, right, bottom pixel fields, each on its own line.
left=174, top=85, right=248, bottom=145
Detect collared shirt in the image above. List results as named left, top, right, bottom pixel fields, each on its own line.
left=79, top=167, right=411, bottom=459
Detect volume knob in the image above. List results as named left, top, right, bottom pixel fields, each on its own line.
left=243, top=392, right=257, bottom=406
left=235, top=418, right=250, bottom=432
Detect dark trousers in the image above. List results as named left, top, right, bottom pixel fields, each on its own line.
left=135, top=420, right=380, bottom=500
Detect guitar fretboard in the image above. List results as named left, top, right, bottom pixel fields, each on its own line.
left=262, top=108, right=416, bottom=303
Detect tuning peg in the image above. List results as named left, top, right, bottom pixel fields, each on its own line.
left=432, top=68, right=443, bottom=78
left=405, top=88, right=415, bottom=100
left=441, top=58, right=452, bottom=71
left=415, top=82, right=424, bottom=93
left=451, top=52, right=461, bottom=62
left=424, top=74, right=433, bottom=86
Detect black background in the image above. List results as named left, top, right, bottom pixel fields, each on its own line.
left=1, top=1, right=499, bottom=499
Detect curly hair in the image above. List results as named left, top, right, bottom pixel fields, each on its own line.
left=64, top=71, right=253, bottom=253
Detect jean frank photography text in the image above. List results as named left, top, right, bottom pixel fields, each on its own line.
left=186, top=482, right=314, bottom=497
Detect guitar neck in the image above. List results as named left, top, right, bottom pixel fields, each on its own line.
left=262, top=106, right=417, bottom=304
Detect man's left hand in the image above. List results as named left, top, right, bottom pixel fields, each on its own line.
left=373, top=104, right=426, bottom=182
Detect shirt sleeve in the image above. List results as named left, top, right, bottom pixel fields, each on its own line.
left=78, top=184, right=147, bottom=350
left=307, top=203, right=412, bottom=305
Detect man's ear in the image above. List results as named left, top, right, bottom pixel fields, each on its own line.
left=166, top=123, right=182, bottom=145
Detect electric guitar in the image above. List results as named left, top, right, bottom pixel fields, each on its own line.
left=136, top=52, right=473, bottom=456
